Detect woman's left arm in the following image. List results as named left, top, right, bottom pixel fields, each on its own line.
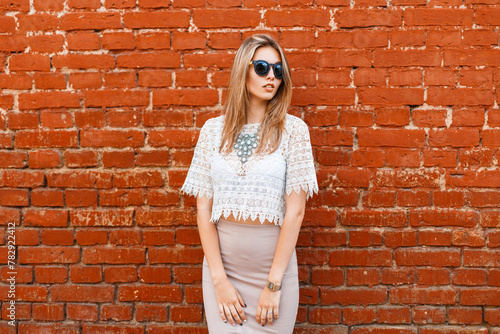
left=256, top=118, right=318, bottom=326
left=255, top=189, right=306, bottom=326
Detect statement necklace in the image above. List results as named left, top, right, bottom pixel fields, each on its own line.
left=234, top=126, right=260, bottom=163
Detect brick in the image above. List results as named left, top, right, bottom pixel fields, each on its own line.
left=330, top=249, right=392, bottom=266
left=32, top=303, right=64, bottom=321
left=70, top=265, right=103, bottom=283
left=463, top=250, right=500, bottom=267
left=413, top=306, right=446, bottom=324
left=293, top=88, right=357, bottom=106
left=460, top=288, right=500, bottom=306
left=70, top=209, right=133, bottom=227
left=342, top=210, right=406, bottom=227
left=395, top=248, right=460, bottom=267
left=374, top=50, right=441, bottom=67
left=118, top=284, right=182, bottom=302
left=194, top=9, right=260, bottom=28
left=417, top=268, right=450, bottom=285
left=347, top=268, right=381, bottom=286
left=374, top=170, right=441, bottom=188
left=390, top=287, right=456, bottom=305
left=67, top=303, right=98, bottom=321
left=357, top=129, right=425, bottom=147
left=343, top=307, right=377, bottom=325
left=452, top=230, right=485, bottom=248
left=319, top=51, right=371, bottom=68
left=100, top=304, right=133, bottom=321
left=458, top=148, right=494, bottom=168
left=349, top=230, right=383, bottom=247
left=19, top=247, right=80, bottom=264
left=23, top=209, right=68, bottom=227
left=311, top=268, right=344, bottom=286
left=51, top=285, right=114, bottom=302
left=337, top=9, right=402, bottom=28
left=384, top=231, right=417, bottom=248
left=15, top=130, right=78, bottom=148
left=321, top=287, right=388, bottom=305
left=447, top=170, right=500, bottom=188
left=412, top=109, right=447, bottom=127
left=418, top=231, right=452, bottom=246
left=376, top=307, right=412, bottom=324
left=59, top=12, right=121, bottom=30
left=142, top=228, right=175, bottom=246
left=104, top=266, right=138, bottom=283
left=135, top=304, right=168, bottom=322
left=309, top=307, right=342, bottom=324
left=266, top=9, right=329, bottom=27
left=83, top=247, right=145, bottom=264
left=170, top=305, right=202, bottom=322
left=404, top=8, right=474, bottom=26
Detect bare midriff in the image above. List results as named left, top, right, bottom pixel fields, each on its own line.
left=220, top=213, right=277, bottom=225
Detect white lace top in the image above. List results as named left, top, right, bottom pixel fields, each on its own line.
left=180, top=113, right=319, bottom=226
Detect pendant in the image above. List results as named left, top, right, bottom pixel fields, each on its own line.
left=234, top=128, right=259, bottom=163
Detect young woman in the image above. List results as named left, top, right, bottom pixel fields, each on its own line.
left=181, top=34, right=318, bottom=333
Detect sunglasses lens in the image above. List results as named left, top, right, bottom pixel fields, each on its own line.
left=274, top=64, right=283, bottom=79
left=254, top=61, right=269, bottom=76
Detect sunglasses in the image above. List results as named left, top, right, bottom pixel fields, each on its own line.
left=248, top=60, right=284, bottom=80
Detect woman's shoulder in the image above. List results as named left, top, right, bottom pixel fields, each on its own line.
left=284, top=113, right=309, bottom=134
left=201, top=115, right=224, bottom=131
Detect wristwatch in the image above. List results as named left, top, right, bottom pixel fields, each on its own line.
left=266, top=280, right=281, bottom=292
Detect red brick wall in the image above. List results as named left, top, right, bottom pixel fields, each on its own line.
left=1, top=0, right=499, bottom=333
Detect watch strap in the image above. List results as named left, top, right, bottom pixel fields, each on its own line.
left=266, top=280, right=281, bottom=292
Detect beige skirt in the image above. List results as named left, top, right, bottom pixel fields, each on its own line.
left=202, top=217, right=299, bottom=333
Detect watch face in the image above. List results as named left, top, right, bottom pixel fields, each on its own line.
left=267, top=281, right=280, bottom=291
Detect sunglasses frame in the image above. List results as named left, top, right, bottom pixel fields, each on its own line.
left=248, top=60, right=284, bottom=80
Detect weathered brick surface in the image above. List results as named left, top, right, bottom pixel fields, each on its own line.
left=0, top=1, right=499, bottom=333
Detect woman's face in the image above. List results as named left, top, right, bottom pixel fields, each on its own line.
left=246, top=46, right=283, bottom=104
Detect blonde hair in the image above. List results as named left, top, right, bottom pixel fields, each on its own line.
left=219, top=34, right=292, bottom=155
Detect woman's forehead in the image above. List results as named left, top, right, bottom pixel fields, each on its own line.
left=252, top=46, right=281, bottom=63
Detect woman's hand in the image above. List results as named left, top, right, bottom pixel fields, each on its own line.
left=256, top=287, right=281, bottom=326
left=214, top=277, right=247, bottom=326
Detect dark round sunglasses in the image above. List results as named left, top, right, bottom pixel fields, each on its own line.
left=248, top=60, right=284, bottom=80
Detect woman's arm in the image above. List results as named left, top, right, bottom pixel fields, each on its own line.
left=255, top=189, right=306, bottom=326
left=197, top=195, right=247, bottom=326
left=197, top=195, right=225, bottom=282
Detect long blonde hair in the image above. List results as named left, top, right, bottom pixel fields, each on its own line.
left=219, top=34, right=293, bottom=155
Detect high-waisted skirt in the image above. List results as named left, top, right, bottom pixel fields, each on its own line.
left=202, top=217, right=299, bottom=333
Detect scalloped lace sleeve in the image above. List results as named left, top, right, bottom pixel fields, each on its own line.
left=285, top=119, right=319, bottom=200
left=180, top=120, right=214, bottom=200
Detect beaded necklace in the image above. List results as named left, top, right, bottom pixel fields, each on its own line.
left=234, top=125, right=261, bottom=163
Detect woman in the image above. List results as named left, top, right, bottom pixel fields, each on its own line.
left=181, top=34, right=318, bottom=333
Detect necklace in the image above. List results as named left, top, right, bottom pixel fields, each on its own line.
left=234, top=126, right=260, bottom=163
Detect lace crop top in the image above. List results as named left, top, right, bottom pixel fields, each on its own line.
left=180, top=113, right=319, bottom=226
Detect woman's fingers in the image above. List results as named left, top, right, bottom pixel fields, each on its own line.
left=230, top=305, right=244, bottom=325
left=273, top=306, right=279, bottom=320
left=220, top=302, right=246, bottom=326
left=235, top=305, right=247, bottom=323
left=268, top=309, right=274, bottom=325
left=237, top=290, right=247, bottom=308
left=260, top=309, right=267, bottom=326
left=218, top=303, right=227, bottom=323
left=235, top=291, right=247, bottom=322
left=223, top=304, right=236, bottom=326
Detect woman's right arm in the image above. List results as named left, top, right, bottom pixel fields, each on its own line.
left=197, top=195, right=247, bottom=326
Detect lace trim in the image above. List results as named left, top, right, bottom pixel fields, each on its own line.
left=180, top=183, right=213, bottom=200
left=210, top=209, right=283, bottom=226
left=286, top=180, right=320, bottom=200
